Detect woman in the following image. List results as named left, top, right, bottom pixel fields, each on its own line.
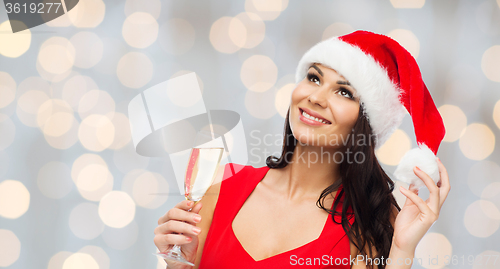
left=154, top=30, right=451, bottom=269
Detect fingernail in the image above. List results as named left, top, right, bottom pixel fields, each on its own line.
left=415, top=166, right=421, bottom=171
left=192, top=227, right=201, bottom=234
left=187, top=201, right=193, bottom=207
left=193, top=215, right=201, bottom=223
left=186, top=236, right=192, bottom=242
left=437, top=157, right=441, bottom=162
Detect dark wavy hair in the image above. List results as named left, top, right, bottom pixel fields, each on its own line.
left=266, top=104, right=401, bottom=269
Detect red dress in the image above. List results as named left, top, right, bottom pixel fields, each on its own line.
left=199, top=163, right=355, bottom=268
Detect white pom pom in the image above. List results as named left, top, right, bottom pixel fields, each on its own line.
left=393, top=143, right=439, bottom=190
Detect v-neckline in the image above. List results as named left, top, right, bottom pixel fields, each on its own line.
left=230, top=166, right=343, bottom=263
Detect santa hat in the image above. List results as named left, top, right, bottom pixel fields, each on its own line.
left=295, top=30, right=446, bottom=189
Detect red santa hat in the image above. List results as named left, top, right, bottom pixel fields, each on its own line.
left=295, top=30, right=446, bottom=190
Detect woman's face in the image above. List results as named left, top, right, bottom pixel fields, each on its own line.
left=289, top=63, right=360, bottom=148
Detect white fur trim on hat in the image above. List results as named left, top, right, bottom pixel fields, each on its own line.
left=295, top=37, right=407, bottom=149
left=393, top=143, right=439, bottom=190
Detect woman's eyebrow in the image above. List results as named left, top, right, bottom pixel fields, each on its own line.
left=337, top=80, right=351, bottom=86
left=310, top=65, right=324, bottom=77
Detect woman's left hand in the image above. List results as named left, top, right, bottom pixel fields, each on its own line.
left=392, top=157, right=451, bottom=253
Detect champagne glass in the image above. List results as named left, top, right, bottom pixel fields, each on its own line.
left=154, top=129, right=225, bottom=266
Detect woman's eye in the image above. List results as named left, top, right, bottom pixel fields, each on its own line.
left=307, top=73, right=320, bottom=85
left=338, top=88, right=354, bottom=99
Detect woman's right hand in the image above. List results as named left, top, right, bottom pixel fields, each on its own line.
left=154, top=200, right=203, bottom=269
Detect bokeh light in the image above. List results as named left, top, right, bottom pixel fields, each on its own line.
left=62, top=75, right=99, bottom=109
left=78, top=114, right=115, bottom=152
left=71, top=154, right=114, bottom=201
left=67, top=0, right=106, bottom=28
left=390, top=0, right=425, bottom=9
left=209, top=16, right=246, bottom=54
left=69, top=203, right=105, bottom=240
left=244, top=0, right=289, bottom=21
left=78, top=89, right=116, bottom=120
left=101, top=220, right=138, bottom=250
left=0, top=229, right=21, bottom=267
left=482, top=45, right=500, bottom=82
left=275, top=83, right=295, bottom=118
left=70, top=31, right=104, bottom=69
left=386, top=29, right=420, bottom=59
left=37, top=161, right=73, bottom=199
left=245, top=87, right=278, bottom=119
left=0, top=180, right=30, bottom=219
left=48, top=251, right=73, bottom=269
left=322, top=22, right=355, bottom=40
left=62, top=253, right=99, bottom=269
left=98, top=191, right=136, bottom=228
left=158, top=18, right=196, bottom=55
left=375, top=129, right=412, bottom=166
left=116, top=52, right=154, bottom=88
left=468, top=161, right=500, bottom=197
left=108, top=112, right=132, bottom=150
left=37, top=99, right=75, bottom=137
left=0, top=20, right=31, bottom=58
left=464, top=200, right=500, bottom=237
left=235, top=12, right=266, bottom=49
left=494, top=99, right=500, bottom=130
left=0, top=72, right=16, bottom=109
left=38, top=37, right=76, bottom=75
left=240, top=55, right=278, bottom=92
left=122, top=12, right=159, bottom=49
left=415, top=232, right=452, bottom=269
left=0, top=114, right=15, bottom=150
left=459, top=123, right=495, bottom=160
left=113, top=143, right=150, bottom=173
left=121, top=169, right=169, bottom=209
left=438, top=104, right=467, bottom=142
left=78, top=246, right=110, bottom=269
left=44, top=117, right=80, bottom=149
left=125, top=0, right=161, bottom=20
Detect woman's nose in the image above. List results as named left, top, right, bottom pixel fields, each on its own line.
left=308, top=86, right=328, bottom=108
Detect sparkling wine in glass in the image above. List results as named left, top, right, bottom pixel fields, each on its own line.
left=154, top=130, right=224, bottom=266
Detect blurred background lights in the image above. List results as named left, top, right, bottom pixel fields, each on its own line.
left=0, top=20, right=31, bottom=58
left=44, top=116, right=80, bottom=149
left=445, top=65, right=484, bottom=114
left=473, top=250, right=500, bottom=269
left=38, top=37, right=76, bottom=75
left=275, top=83, right=295, bottom=118
left=17, top=90, right=50, bottom=127
left=0, top=114, right=15, bottom=150
left=102, top=220, right=138, bottom=250
left=234, top=12, right=266, bottom=49
left=245, top=87, right=278, bottom=119
left=113, top=143, right=150, bottom=173
left=386, top=29, right=420, bottom=59
left=482, top=182, right=500, bottom=218
left=98, top=191, right=136, bottom=228
left=414, top=232, right=452, bottom=269
left=107, top=112, right=132, bottom=150
left=166, top=71, right=204, bottom=107
left=78, top=245, right=110, bottom=269
left=69, top=203, right=105, bottom=240
left=0, top=72, right=16, bottom=109
left=122, top=12, right=159, bottom=49
left=158, top=18, right=195, bottom=55
left=122, top=169, right=169, bottom=209
left=467, top=161, right=500, bottom=197
left=464, top=200, right=500, bottom=237
left=459, top=123, right=495, bottom=160
left=78, top=114, right=115, bottom=151
left=0, top=180, right=30, bottom=219
left=125, top=0, right=161, bottom=20
left=62, top=253, right=99, bottom=269
left=0, top=229, right=21, bottom=267
left=475, top=1, right=500, bottom=36
left=71, top=154, right=114, bottom=201
left=245, top=0, right=289, bottom=21
left=37, top=161, right=73, bottom=199
left=62, top=75, right=99, bottom=109
left=210, top=16, right=246, bottom=54
left=481, top=45, right=500, bottom=82
left=494, top=100, right=500, bottom=130
left=322, top=22, right=355, bottom=40
left=48, top=251, right=73, bottom=269
left=37, top=99, right=75, bottom=137
left=77, top=89, right=116, bottom=120
left=70, top=31, right=104, bottom=69
left=240, top=55, right=278, bottom=92
left=438, top=105, right=467, bottom=142
left=390, top=0, right=425, bottom=9
left=76, top=164, right=111, bottom=192
left=67, top=0, right=106, bottom=28
left=116, top=52, right=154, bottom=88
left=375, top=129, right=412, bottom=166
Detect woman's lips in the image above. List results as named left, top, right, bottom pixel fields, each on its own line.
left=299, top=108, right=331, bottom=126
